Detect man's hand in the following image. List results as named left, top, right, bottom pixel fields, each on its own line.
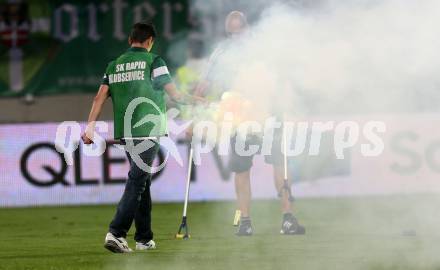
left=83, top=84, right=109, bottom=145
left=185, top=125, right=194, bottom=140
left=164, top=83, right=208, bottom=105
left=81, top=133, right=94, bottom=144
left=82, top=85, right=109, bottom=145
left=193, top=95, right=208, bottom=105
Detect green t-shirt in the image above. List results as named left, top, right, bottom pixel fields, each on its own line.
left=102, top=47, right=172, bottom=139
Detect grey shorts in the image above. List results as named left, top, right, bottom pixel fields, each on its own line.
left=228, top=132, right=283, bottom=173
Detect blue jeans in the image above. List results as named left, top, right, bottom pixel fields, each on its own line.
left=109, top=140, right=159, bottom=242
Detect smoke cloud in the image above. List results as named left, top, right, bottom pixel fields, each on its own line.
left=196, top=0, right=440, bottom=116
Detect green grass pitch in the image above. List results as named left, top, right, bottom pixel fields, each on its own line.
left=1, top=195, right=439, bottom=270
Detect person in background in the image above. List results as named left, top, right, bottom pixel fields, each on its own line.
left=195, top=11, right=305, bottom=236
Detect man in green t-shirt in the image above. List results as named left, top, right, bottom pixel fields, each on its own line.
left=81, top=22, right=200, bottom=253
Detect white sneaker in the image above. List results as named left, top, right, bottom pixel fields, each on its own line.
left=136, top=240, right=156, bottom=250
left=104, top=232, right=133, bottom=253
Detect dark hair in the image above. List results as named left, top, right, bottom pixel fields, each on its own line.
left=129, top=21, right=156, bottom=43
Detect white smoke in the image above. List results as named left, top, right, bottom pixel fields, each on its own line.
left=200, top=0, right=440, bottom=116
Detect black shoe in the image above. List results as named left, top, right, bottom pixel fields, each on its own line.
left=280, top=214, right=305, bottom=235
left=236, top=218, right=253, bottom=236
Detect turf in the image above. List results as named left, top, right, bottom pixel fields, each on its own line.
left=1, top=195, right=440, bottom=270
